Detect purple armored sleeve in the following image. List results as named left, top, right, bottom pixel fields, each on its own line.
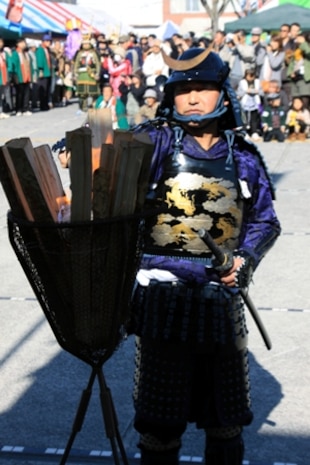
left=233, top=145, right=281, bottom=267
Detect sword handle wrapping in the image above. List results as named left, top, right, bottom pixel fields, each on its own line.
left=198, top=228, right=234, bottom=271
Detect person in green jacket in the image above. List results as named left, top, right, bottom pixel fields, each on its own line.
left=35, top=33, right=53, bottom=111
left=10, top=37, right=32, bottom=116
left=94, top=83, right=129, bottom=129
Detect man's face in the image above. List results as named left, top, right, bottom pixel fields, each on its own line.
left=174, top=81, right=220, bottom=127
left=251, top=34, right=260, bottom=44
left=280, top=25, right=290, bottom=40
left=290, top=25, right=301, bottom=39
left=214, top=32, right=224, bottom=46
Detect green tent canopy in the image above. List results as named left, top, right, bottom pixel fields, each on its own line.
left=224, top=3, right=310, bottom=33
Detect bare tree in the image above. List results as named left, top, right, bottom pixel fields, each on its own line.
left=200, top=0, right=243, bottom=36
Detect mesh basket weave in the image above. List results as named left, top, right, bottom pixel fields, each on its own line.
left=8, top=212, right=144, bottom=366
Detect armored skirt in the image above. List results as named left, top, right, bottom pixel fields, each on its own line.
left=131, top=280, right=253, bottom=441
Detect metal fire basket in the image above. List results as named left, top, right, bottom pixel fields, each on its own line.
left=7, top=211, right=144, bottom=465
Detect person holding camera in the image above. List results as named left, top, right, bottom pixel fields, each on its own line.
left=228, top=30, right=255, bottom=91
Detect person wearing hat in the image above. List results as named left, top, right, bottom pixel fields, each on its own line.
left=73, top=33, right=101, bottom=112
left=134, top=87, right=159, bottom=124
left=118, top=32, right=143, bottom=75
left=129, top=46, right=281, bottom=465
left=250, top=27, right=266, bottom=79
left=35, top=33, right=53, bottom=111
left=229, top=29, right=255, bottom=91
left=261, top=92, right=287, bottom=142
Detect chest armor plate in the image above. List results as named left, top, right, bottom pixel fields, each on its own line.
left=144, top=152, right=244, bottom=258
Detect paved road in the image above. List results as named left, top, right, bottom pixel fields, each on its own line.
left=0, top=104, right=309, bottom=465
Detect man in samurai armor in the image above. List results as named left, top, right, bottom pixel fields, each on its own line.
left=73, top=34, right=101, bottom=112
left=129, top=46, right=281, bottom=465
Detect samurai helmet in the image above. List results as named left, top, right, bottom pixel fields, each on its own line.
left=158, top=46, right=243, bottom=129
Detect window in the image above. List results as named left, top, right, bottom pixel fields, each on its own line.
left=170, top=0, right=201, bottom=13
left=186, top=0, right=200, bottom=11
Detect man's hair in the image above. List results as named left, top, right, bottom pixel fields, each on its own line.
left=290, top=22, right=301, bottom=29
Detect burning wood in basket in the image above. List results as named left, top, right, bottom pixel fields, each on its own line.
left=0, top=109, right=154, bottom=223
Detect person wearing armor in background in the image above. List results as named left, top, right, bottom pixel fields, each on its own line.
left=129, top=47, right=281, bottom=465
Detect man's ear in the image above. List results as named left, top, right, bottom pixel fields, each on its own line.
left=224, top=100, right=229, bottom=106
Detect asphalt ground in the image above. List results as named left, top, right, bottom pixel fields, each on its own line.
left=0, top=104, right=309, bottom=465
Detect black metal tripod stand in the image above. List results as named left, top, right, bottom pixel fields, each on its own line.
left=60, top=363, right=129, bottom=465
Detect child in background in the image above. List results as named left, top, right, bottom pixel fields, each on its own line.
left=63, top=61, right=74, bottom=105
left=261, top=93, right=287, bottom=142
left=286, top=97, right=310, bottom=141
left=237, top=68, right=262, bottom=140
left=94, top=83, right=128, bottom=129
left=134, top=88, right=160, bottom=125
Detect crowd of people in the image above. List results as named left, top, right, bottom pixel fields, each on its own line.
left=0, top=23, right=309, bottom=140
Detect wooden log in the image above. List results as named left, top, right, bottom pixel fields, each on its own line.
left=109, top=130, right=133, bottom=215
left=86, top=108, right=114, bottom=147
left=0, top=146, right=28, bottom=219
left=66, top=127, right=92, bottom=222
left=4, top=139, right=54, bottom=222
left=111, top=140, right=153, bottom=217
left=85, top=108, right=114, bottom=173
left=34, top=144, right=66, bottom=220
left=92, top=144, right=115, bottom=219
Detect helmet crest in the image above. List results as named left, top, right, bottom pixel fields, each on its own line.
left=161, top=45, right=213, bottom=71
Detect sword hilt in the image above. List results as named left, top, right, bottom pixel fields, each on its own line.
left=198, top=228, right=234, bottom=272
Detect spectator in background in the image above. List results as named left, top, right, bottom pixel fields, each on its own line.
left=139, top=36, right=150, bottom=62
left=63, top=60, right=74, bottom=105
left=198, top=36, right=211, bottom=49
left=287, top=32, right=310, bottom=111
left=289, top=23, right=302, bottom=45
left=27, top=39, right=39, bottom=111
left=51, top=40, right=66, bottom=107
left=134, top=87, right=159, bottom=124
left=229, top=29, right=255, bottom=90
left=0, top=36, right=12, bottom=118
left=10, top=37, right=32, bottom=116
left=94, top=82, right=128, bottom=129
left=142, top=39, right=169, bottom=87
left=97, top=40, right=112, bottom=90
left=263, top=79, right=289, bottom=112
left=260, top=34, right=285, bottom=92
left=261, top=93, right=287, bottom=142
left=250, top=27, right=266, bottom=79
left=118, top=33, right=143, bottom=75
left=280, top=23, right=294, bottom=105
left=36, top=33, right=53, bottom=111
left=286, top=96, right=310, bottom=141
left=106, top=46, right=132, bottom=98
left=212, top=30, right=229, bottom=63
left=237, top=68, right=262, bottom=140
left=120, top=72, right=146, bottom=127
